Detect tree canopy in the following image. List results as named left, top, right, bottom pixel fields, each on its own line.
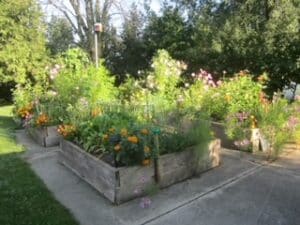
left=0, top=0, right=47, bottom=85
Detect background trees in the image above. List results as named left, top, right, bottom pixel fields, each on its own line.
left=0, top=0, right=48, bottom=100
left=47, top=16, right=74, bottom=55
left=0, top=0, right=299, bottom=100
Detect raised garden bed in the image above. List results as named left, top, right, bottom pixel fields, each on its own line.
left=27, top=126, right=61, bottom=147
left=158, top=139, right=221, bottom=188
left=59, top=140, right=155, bottom=204
left=59, top=138, right=221, bottom=204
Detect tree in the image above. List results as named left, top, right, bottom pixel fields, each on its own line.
left=46, top=0, right=125, bottom=60
left=143, top=5, right=191, bottom=62
left=0, top=0, right=47, bottom=85
left=47, top=16, right=74, bottom=55
left=107, top=3, right=148, bottom=81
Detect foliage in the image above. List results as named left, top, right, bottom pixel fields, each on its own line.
left=47, top=16, right=74, bottom=55
left=54, top=48, right=116, bottom=106
left=202, top=72, right=263, bottom=121
left=107, top=3, right=148, bottom=80
left=73, top=110, right=153, bottom=166
left=259, top=98, right=292, bottom=156
left=158, top=118, right=212, bottom=155
left=0, top=0, right=48, bottom=85
left=147, top=50, right=184, bottom=108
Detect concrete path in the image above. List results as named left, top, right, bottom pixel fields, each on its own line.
left=16, top=130, right=300, bottom=225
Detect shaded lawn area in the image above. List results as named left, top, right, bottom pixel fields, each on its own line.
left=0, top=105, right=79, bottom=225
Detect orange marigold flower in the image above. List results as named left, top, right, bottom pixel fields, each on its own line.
left=91, top=108, right=102, bottom=117
left=142, top=159, right=151, bottom=166
left=141, top=129, right=149, bottom=135
left=36, top=113, right=49, bottom=126
left=57, top=124, right=76, bottom=137
left=114, top=144, right=121, bottom=152
left=121, top=128, right=128, bottom=137
left=128, top=135, right=139, bottom=144
left=144, top=146, right=151, bottom=154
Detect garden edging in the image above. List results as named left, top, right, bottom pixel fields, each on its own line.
left=59, top=138, right=221, bottom=204
left=27, top=126, right=61, bottom=147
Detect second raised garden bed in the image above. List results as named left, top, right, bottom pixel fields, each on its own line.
left=59, top=138, right=221, bottom=204
left=27, top=126, right=61, bottom=147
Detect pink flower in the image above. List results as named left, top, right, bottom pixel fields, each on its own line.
left=139, top=197, right=151, bottom=209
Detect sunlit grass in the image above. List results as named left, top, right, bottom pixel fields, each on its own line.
left=0, top=105, right=79, bottom=225
left=0, top=105, right=23, bottom=155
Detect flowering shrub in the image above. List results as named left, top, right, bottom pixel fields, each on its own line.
left=119, top=50, right=185, bottom=110
left=53, top=49, right=117, bottom=108
left=202, top=71, right=263, bottom=121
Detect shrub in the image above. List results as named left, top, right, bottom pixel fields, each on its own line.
left=202, top=71, right=263, bottom=121
left=259, top=98, right=292, bottom=156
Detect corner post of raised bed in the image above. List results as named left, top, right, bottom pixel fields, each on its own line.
left=153, top=127, right=161, bottom=183
left=251, top=128, right=260, bottom=153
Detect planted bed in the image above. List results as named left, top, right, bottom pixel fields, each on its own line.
left=59, top=138, right=221, bottom=204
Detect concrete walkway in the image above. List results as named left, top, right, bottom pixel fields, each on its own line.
left=16, top=130, right=300, bottom=225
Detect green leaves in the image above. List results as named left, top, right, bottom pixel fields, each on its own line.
left=0, top=0, right=48, bottom=85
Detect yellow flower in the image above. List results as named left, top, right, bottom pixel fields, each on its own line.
left=144, top=146, right=151, bottom=154
left=141, top=129, right=149, bottom=135
left=109, top=128, right=115, bottom=133
left=121, top=128, right=128, bottom=137
left=142, top=159, right=151, bottom=166
left=128, top=136, right=139, bottom=144
left=114, top=144, right=121, bottom=152
left=225, top=94, right=232, bottom=103
left=103, top=134, right=109, bottom=141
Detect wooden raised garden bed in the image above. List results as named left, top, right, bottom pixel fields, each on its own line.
left=59, top=138, right=221, bottom=204
left=27, top=126, right=61, bottom=147
left=158, top=139, right=221, bottom=188
left=59, top=140, right=156, bottom=204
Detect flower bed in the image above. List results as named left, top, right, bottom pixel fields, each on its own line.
left=59, top=138, right=221, bottom=204
left=27, top=125, right=61, bottom=147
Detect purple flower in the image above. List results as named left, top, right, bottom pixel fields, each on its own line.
left=236, top=112, right=249, bottom=122
left=139, top=197, right=152, bottom=209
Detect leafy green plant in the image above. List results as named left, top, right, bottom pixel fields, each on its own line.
left=202, top=72, right=263, bottom=121
left=259, top=98, right=292, bottom=156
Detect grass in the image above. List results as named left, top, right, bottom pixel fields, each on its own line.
left=0, top=105, right=79, bottom=225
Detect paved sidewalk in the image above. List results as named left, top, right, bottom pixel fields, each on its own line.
left=16, top=130, right=300, bottom=225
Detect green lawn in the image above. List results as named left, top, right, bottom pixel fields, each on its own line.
left=0, top=105, right=79, bottom=225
